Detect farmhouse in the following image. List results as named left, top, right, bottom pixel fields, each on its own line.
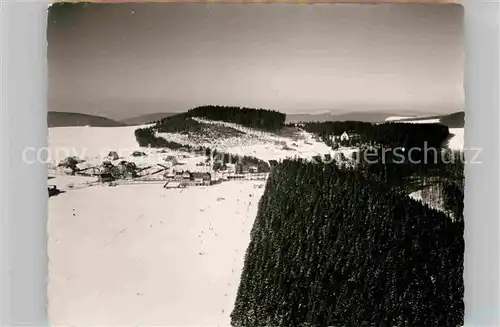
left=340, top=131, right=349, bottom=142
left=167, top=170, right=211, bottom=186
left=192, top=172, right=211, bottom=186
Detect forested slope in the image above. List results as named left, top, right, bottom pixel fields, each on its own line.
left=232, top=160, right=464, bottom=327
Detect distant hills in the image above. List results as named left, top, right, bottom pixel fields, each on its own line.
left=286, top=112, right=399, bottom=124
left=48, top=110, right=464, bottom=129
left=48, top=111, right=181, bottom=127
left=119, top=112, right=180, bottom=126
left=48, top=112, right=126, bottom=127
left=390, top=111, right=464, bottom=128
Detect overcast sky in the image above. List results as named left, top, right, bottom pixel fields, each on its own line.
left=47, top=3, right=464, bottom=119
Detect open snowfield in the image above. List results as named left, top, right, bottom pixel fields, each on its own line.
left=48, top=125, right=151, bottom=162
left=48, top=180, right=266, bottom=326
left=48, top=122, right=354, bottom=170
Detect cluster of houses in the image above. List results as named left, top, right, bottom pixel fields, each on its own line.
left=162, top=169, right=269, bottom=189
left=53, top=148, right=271, bottom=189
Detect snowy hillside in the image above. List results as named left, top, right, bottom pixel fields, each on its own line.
left=48, top=124, right=152, bottom=163
left=48, top=118, right=355, bottom=177
left=156, top=117, right=356, bottom=162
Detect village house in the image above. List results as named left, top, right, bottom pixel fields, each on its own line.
left=164, top=170, right=211, bottom=186
left=171, top=171, right=187, bottom=181
left=225, top=163, right=236, bottom=173
left=163, top=181, right=186, bottom=189
left=192, top=172, right=211, bottom=186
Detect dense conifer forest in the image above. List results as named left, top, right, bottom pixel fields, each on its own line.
left=134, top=106, right=285, bottom=147
left=186, top=105, right=286, bottom=131
left=231, top=159, right=464, bottom=327
left=302, top=121, right=450, bottom=150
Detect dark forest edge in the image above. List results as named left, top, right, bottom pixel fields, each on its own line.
left=134, top=105, right=286, bottom=149
left=231, top=157, right=464, bottom=327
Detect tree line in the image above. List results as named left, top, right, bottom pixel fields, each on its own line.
left=302, top=121, right=450, bottom=151
left=187, top=105, right=286, bottom=131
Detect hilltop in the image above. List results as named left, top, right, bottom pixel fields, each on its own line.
left=48, top=111, right=126, bottom=128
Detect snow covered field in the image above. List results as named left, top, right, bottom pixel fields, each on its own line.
left=49, top=180, right=266, bottom=326
left=48, top=125, right=151, bottom=162
left=156, top=119, right=345, bottom=162
left=48, top=123, right=276, bottom=325
left=384, top=116, right=441, bottom=124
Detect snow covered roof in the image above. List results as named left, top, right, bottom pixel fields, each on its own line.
left=164, top=181, right=182, bottom=188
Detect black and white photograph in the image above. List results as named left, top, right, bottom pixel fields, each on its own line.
left=45, top=2, right=465, bottom=326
